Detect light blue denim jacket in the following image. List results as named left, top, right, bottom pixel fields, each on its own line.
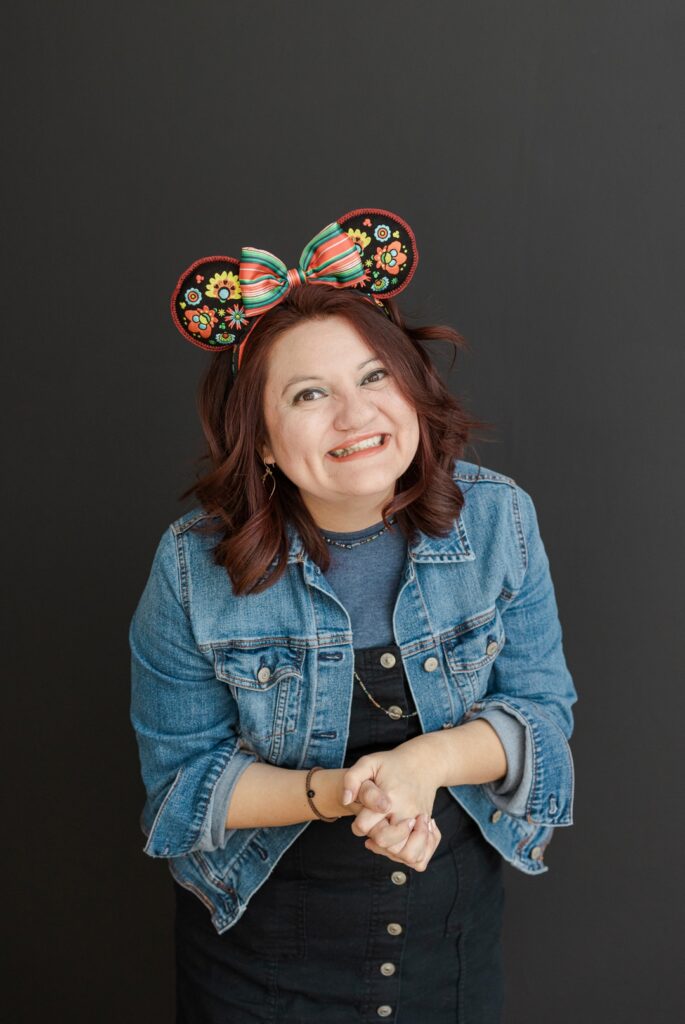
left=129, top=460, right=577, bottom=933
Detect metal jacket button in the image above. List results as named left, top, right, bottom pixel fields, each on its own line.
left=387, top=705, right=403, bottom=720
left=386, top=922, right=403, bottom=935
left=380, top=962, right=396, bottom=976
left=491, top=809, right=503, bottom=823
left=257, top=666, right=271, bottom=683
left=390, top=870, right=407, bottom=885
left=423, top=656, right=438, bottom=672
left=380, top=652, right=396, bottom=668
left=530, top=846, right=543, bottom=860
left=377, top=1006, right=393, bottom=1018
left=486, top=639, right=499, bottom=656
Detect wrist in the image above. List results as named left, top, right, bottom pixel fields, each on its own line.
left=309, top=768, right=359, bottom=819
left=399, top=733, right=451, bottom=789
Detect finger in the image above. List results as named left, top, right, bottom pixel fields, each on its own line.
left=412, top=821, right=442, bottom=872
left=367, top=814, right=430, bottom=865
left=357, top=779, right=391, bottom=814
left=392, top=813, right=431, bottom=867
left=363, top=838, right=406, bottom=863
left=341, top=757, right=378, bottom=806
left=350, top=807, right=389, bottom=837
left=367, top=816, right=417, bottom=850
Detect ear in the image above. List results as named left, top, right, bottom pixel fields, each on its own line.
left=170, top=255, right=258, bottom=353
left=260, top=445, right=275, bottom=464
left=336, top=208, right=419, bottom=300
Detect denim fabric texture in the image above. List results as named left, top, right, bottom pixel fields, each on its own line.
left=129, top=459, right=577, bottom=935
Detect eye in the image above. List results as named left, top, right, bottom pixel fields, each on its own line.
left=363, top=368, right=389, bottom=385
left=293, top=387, right=326, bottom=404
left=292, top=369, right=389, bottom=404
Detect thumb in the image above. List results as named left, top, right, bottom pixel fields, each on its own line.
left=341, top=757, right=385, bottom=808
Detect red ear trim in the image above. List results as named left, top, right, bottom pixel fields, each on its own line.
left=170, top=255, right=255, bottom=354
left=336, top=207, right=419, bottom=300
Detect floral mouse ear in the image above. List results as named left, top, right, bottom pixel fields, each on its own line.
left=336, top=207, right=419, bottom=300
left=170, top=255, right=256, bottom=357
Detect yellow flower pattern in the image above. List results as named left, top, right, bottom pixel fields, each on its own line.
left=206, top=271, right=242, bottom=302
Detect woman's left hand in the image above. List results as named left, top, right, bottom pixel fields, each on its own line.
left=341, top=739, right=443, bottom=867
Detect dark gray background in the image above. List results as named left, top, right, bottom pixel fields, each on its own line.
left=4, top=1, right=683, bottom=1020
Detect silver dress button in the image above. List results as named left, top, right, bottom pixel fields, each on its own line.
left=486, top=639, right=499, bottom=656
left=423, top=656, right=439, bottom=672
left=387, top=705, right=403, bottom=720
left=491, top=809, right=503, bottom=823
left=256, top=666, right=271, bottom=683
left=380, top=962, right=396, bottom=977
left=530, top=845, right=543, bottom=860
left=386, top=922, right=403, bottom=936
left=377, top=1007, right=393, bottom=1018
left=390, top=870, right=407, bottom=885
left=380, top=652, right=396, bottom=668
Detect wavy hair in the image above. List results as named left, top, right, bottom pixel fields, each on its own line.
left=179, top=284, right=493, bottom=595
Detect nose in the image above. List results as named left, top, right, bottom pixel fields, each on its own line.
left=332, top=385, right=379, bottom=433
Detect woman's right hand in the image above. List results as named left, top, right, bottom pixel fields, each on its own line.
left=363, top=812, right=442, bottom=872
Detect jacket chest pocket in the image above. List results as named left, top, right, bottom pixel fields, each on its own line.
left=441, top=606, right=505, bottom=707
left=213, top=643, right=305, bottom=747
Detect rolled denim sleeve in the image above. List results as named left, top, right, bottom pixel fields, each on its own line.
left=477, top=709, right=532, bottom=817
left=465, top=485, right=577, bottom=826
left=129, top=525, right=259, bottom=858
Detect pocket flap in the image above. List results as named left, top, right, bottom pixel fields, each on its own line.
left=214, top=643, right=305, bottom=691
left=442, top=607, right=505, bottom=673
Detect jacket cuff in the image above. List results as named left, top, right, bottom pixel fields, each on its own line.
left=142, top=745, right=259, bottom=858
left=204, top=743, right=262, bottom=850
left=475, top=708, right=533, bottom=818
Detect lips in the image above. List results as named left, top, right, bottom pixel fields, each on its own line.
left=327, top=432, right=386, bottom=456
left=326, top=434, right=390, bottom=460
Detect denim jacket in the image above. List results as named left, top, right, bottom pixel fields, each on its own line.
left=129, top=459, right=577, bottom=934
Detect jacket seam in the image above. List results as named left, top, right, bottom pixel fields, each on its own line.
left=510, top=485, right=529, bottom=577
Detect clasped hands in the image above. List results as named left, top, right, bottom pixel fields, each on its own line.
left=340, top=738, right=443, bottom=872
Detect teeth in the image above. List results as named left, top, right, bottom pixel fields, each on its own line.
left=330, top=435, right=384, bottom=457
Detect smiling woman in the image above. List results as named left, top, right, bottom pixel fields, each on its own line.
left=130, top=209, right=577, bottom=1023
left=184, top=282, right=490, bottom=592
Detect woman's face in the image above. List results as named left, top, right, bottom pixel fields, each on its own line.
left=260, top=316, right=420, bottom=531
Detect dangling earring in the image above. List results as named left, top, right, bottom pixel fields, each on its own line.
left=261, top=459, right=276, bottom=502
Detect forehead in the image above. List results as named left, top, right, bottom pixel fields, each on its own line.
left=266, top=316, right=377, bottom=380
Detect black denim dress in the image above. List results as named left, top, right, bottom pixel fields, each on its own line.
left=174, top=643, right=506, bottom=1023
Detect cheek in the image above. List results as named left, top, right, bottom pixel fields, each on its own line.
left=269, top=412, right=326, bottom=466
left=388, top=395, right=419, bottom=435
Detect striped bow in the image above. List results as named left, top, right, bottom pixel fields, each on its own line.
left=239, top=221, right=366, bottom=316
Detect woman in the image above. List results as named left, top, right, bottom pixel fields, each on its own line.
left=129, top=208, right=577, bottom=1023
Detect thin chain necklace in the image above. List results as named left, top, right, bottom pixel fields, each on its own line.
left=322, top=515, right=396, bottom=549
left=353, top=667, right=419, bottom=719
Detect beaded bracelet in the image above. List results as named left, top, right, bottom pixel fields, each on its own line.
left=305, top=766, right=340, bottom=822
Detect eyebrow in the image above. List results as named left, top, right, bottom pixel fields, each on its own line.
left=281, top=358, right=382, bottom=398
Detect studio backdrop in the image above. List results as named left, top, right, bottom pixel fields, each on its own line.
left=4, top=1, right=682, bottom=1021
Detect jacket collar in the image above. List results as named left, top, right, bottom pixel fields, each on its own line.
left=285, top=513, right=474, bottom=564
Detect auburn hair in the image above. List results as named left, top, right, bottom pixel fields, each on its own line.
left=179, top=284, right=493, bottom=595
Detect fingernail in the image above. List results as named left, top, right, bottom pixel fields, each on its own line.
left=429, top=817, right=436, bottom=832
left=342, top=789, right=353, bottom=805
left=407, top=818, right=416, bottom=830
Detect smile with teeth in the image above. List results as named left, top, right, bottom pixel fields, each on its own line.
left=329, top=434, right=386, bottom=457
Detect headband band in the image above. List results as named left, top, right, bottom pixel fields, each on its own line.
left=170, top=207, right=419, bottom=380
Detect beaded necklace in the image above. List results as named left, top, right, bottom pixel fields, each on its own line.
left=321, top=515, right=396, bottom=549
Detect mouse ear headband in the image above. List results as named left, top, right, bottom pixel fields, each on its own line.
left=170, top=207, right=419, bottom=380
